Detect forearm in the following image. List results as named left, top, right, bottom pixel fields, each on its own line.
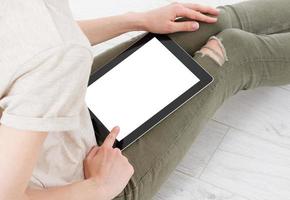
left=26, top=179, right=107, bottom=200
left=78, top=12, right=145, bottom=45
left=26, top=185, right=72, bottom=200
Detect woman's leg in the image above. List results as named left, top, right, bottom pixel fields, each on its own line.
left=113, top=30, right=290, bottom=200
left=169, top=0, right=290, bottom=55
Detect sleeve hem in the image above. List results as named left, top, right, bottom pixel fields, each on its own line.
left=0, top=112, right=80, bottom=132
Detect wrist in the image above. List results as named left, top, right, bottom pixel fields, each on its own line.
left=68, top=178, right=109, bottom=200
left=87, top=177, right=111, bottom=200
left=87, top=178, right=107, bottom=199
left=122, top=11, right=148, bottom=32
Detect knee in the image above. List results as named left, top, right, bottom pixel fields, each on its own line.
left=218, top=29, right=256, bottom=55
left=218, top=28, right=249, bottom=42
left=214, top=7, right=232, bottom=31
left=198, top=28, right=252, bottom=66
left=198, top=36, right=228, bottom=66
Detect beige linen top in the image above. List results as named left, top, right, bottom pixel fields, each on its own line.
left=0, top=0, right=97, bottom=187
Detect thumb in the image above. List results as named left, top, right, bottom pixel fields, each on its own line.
left=171, top=21, right=199, bottom=32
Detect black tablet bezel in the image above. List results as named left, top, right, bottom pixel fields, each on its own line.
left=88, top=33, right=213, bottom=150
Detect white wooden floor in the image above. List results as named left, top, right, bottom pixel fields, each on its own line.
left=70, top=1, right=290, bottom=199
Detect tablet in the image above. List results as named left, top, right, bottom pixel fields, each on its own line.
left=86, top=33, right=213, bottom=150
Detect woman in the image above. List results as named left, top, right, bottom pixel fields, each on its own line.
left=0, top=0, right=289, bottom=200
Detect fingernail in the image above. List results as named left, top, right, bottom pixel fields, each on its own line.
left=193, top=22, right=199, bottom=31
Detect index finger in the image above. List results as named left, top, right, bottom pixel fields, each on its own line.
left=176, top=8, right=217, bottom=23
left=182, top=3, right=220, bottom=16
left=102, top=126, right=120, bottom=148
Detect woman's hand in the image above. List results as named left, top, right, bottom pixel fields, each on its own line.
left=26, top=126, right=132, bottom=200
left=83, top=126, right=134, bottom=200
left=78, top=2, right=219, bottom=45
left=140, top=2, right=220, bottom=34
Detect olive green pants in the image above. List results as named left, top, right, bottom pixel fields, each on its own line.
left=91, top=0, right=290, bottom=199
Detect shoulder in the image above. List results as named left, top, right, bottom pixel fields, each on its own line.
left=0, top=0, right=92, bottom=72
left=0, top=0, right=64, bottom=69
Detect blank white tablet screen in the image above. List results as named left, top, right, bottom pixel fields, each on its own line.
left=86, top=38, right=200, bottom=141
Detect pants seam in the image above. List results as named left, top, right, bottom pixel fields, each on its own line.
left=260, top=23, right=290, bottom=35
left=236, top=58, right=290, bottom=66
left=230, top=58, right=290, bottom=88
